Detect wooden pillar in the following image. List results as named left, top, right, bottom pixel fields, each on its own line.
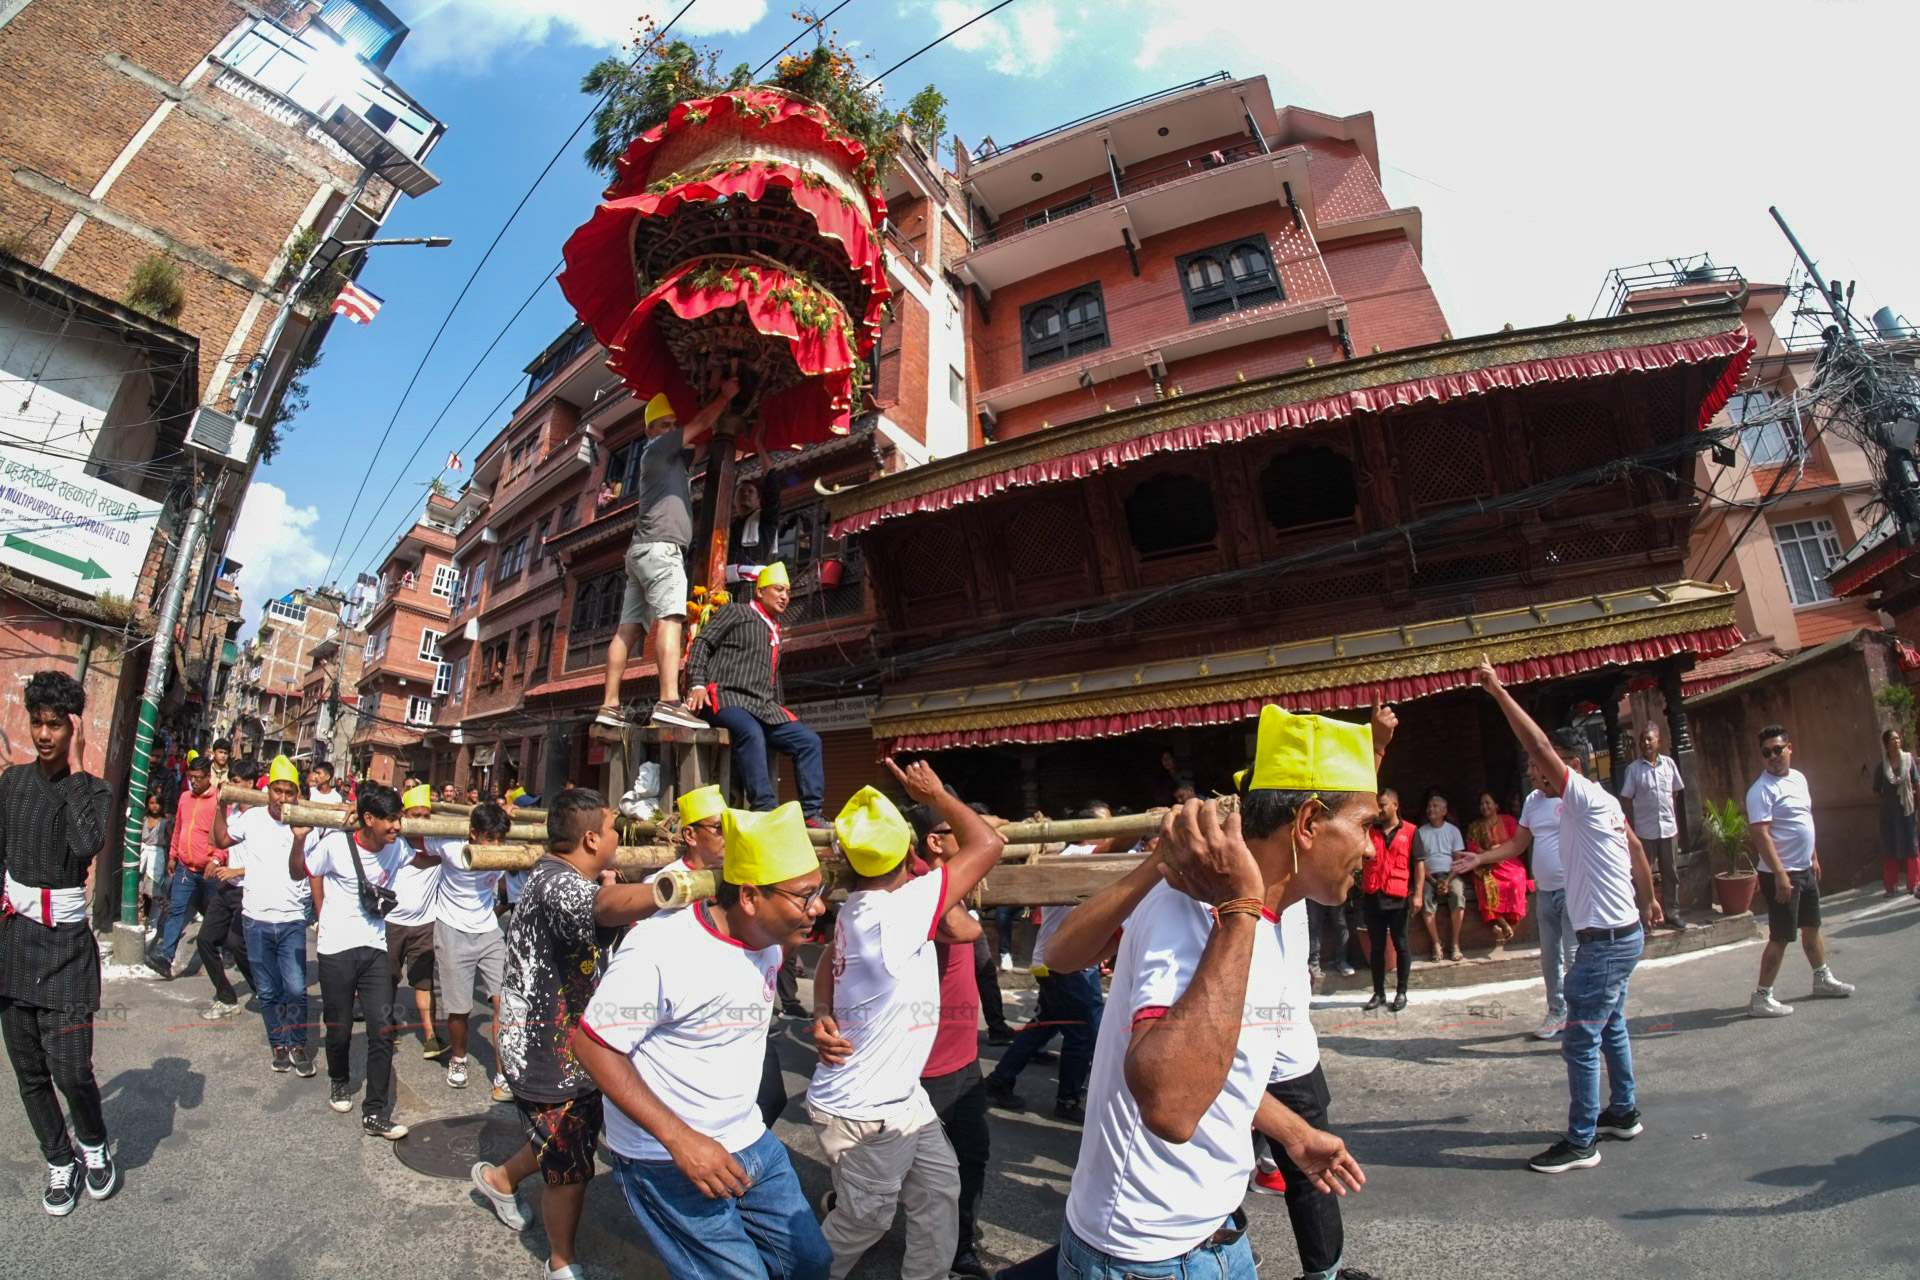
left=1600, top=680, right=1629, bottom=797
left=693, top=414, right=747, bottom=596
left=1659, top=659, right=1704, bottom=863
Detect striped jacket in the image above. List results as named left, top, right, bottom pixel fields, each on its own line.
left=687, top=601, right=794, bottom=725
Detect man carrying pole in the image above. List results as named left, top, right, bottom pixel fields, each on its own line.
left=574, top=801, right=832, bottom=1279
left=215, top=756, right=315, bottom=1075
left=805, top=763, right=1005, bottom=1280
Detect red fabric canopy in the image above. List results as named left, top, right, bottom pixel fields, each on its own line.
left=878, top=623, right=1747, bottom=752
left=562, top=159, right=890, bottom=360
left=834, top=327, right=1757, bottom=538
left=607, top=262, right=858, bottom=447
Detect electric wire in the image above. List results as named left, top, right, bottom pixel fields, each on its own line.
left=861, top=0, right=1019, bottom=90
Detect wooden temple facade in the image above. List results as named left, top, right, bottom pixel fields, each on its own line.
left=829, top=299, right=1756, bottom=844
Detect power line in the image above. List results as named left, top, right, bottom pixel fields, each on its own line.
left=754, top=0, right=856, bottom=76
left=318, top=0, right=703, bottom=588
left=861, top=0, right=1019, bottom=89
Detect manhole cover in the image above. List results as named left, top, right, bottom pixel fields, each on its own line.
left=392, top=1115, right=525, bottom=1179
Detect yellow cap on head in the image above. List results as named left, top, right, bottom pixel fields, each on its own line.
left=722, top=802, right=820, bottom=886
left=677, top=784, right=726, bottom=827
left=268, top=755, right=300, bottom=786
left=186, top=750, right=200, bottom=765
left=401, top=783, right=433, bottom=811
left=1239, top=704, right=1376, bottom=795
left=834, top=786, right=911, bottom=877
left=644, top=393, right=676, bottom=427
left=755, top=561, right=789, bottom=589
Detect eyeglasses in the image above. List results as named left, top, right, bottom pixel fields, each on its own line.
left=689, top=820, right=723, bottom=834
left=1761, top=744, right=1789, bottom=758
left=762, top=883, right=825, bottom=911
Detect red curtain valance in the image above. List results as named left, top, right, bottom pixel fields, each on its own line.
left=834, top=328, right=1756, bottom=538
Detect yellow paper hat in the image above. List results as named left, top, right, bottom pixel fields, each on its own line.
left=644, top=392, right=676, bottom=426
left=723, top=802, right=820, bottom=886
left=401, top=783, right=434, bottom=810
left=1238, top=705, right=1376, bottom=794
left=677, top=784, right=726, bottom=827
left=834, top=786, right=911, bottom=877
left=755, top=561, right=789, bottom=589
left=186, top=750, right=201, bottom=765
left=267, top=755, right=300, bottom=785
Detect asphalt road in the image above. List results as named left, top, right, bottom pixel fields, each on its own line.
left=2, top=887, right=1916, bottom=1279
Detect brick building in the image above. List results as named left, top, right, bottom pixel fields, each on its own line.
left=222, top=585, right=348, bottom=759
left=350, top=494, right=455, bottom=785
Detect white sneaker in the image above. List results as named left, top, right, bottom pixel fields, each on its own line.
left=999, top=954, right=1014, bottom=972
left=1749, top=989, right=1794, bottom=1018
left=446, top=1056, right=469, bottom=1089
left=202, top=1000, right=241, bottom=1020
left=1533, top=1013, right=1566, bottom=1040
left=1810, top=968, right=1855, bottom=998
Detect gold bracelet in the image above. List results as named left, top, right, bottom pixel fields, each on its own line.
left=1215, top=897, right=1266, bottom=920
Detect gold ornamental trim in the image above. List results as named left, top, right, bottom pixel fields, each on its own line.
left=871, top=592, right=1738, bottom=740
left=830, top=301, right=1747, bottom=522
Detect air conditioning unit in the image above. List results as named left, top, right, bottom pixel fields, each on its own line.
left=183, top=407, right=258, bottom=472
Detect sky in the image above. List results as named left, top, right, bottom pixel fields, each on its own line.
left=234, top=0, right=1920, bottom=623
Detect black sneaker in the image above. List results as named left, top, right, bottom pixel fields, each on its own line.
left=43, top=1162, right=79, bottom=1216
left=145, top=955, right=172, bottom=981
left=290, top=1046, right=317, bottom=1078
left=951, top=1248, right=991, bottom=1279
left=1053, top=1098, right=1086, bottom=1124
left=984, top=1074, right=1026, bottom=1111
left=781, top=1002, right=810, bottom=1020
left=1361, top=992, right=1385, bottom=1011
left=271, top=1046, right=292, bottom=1073
left=1595, top=1107, right=1643, bottom=1140
left=329, top=1079, right=353, bottom=1113
left=79, top=1144, right=118, bottom=1201
left=1528, top=1139, right=1601, bottom=1173
left=986, top=1025, right=1015, bottom=1046
left=363, top=1113, right=409, bottom=1140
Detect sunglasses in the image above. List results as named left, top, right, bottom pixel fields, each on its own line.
left=1761, top=744, right=1789, bottom=758
left=762, top=884, right=825, bottom=911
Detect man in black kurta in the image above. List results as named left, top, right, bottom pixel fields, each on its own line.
left=0, top=671, right=117, bottom=1215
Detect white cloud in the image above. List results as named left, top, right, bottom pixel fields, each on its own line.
left=930, top=0, right=1064, bottom=76
left=399, top=0, right=770, bottom=71
left=230, top=483, right=330, bottom=626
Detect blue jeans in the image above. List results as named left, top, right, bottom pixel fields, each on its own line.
left=1561, top=929, right=1642, bottom=1147
left=995, top=907, right=1017, bottom=959
left=157, top=869, right=210, bottom=962
left=712, top=707, right=825, bottom=820
left=611, top=1126, right=831, bottom=1280
left=1052, top=1221, right=1258, bottom=1279
left=245, top=918, right=310, bottom=1051
left=990, top=969, right=1104, bottom=1103
left=1536, top=888, right=1577, bottom=1018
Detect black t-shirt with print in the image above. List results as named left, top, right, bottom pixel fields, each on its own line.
left=498, top=856, right=617, bottom=1102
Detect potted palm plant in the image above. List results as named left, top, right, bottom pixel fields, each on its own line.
left=1703, top=797, right=1758, bottom=916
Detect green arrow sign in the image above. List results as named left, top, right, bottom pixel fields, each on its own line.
left=4, top=533, right=109, bottom=581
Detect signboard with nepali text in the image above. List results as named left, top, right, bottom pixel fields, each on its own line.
left=0, top=442, right=162, bottom=600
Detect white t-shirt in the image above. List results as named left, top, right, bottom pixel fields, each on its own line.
left=430, top=838, right=503, bottom=935
left=308, top=787, right=346, bottom=806
left=1619, top=755, right=1684, bottom=840
left=581, top=901, right=781, bottom=1160
left=227, top=806, right=305, bottom=924
left=387, top=841, right=443, bottom=927
left=1064, top=880, right=1283, bottom=1263
left=1558, top=768, right=1639, bottom=931
left=1266, top=900, right=1320, bottom=1083
left=1032, top=842, right=1098, bottom=971
left=1413, top=821, right=1465, bottom=875
left=807, top=868, right=947, bottom=1120
left=1746, top=768, right=1815, bottom=872
left=1518, top=790, right=1565, bottom=892
left=304, top=830, right=412, bottom=955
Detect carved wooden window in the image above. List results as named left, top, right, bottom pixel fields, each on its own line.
left=1399, top=417, right=1492, bottom=507
left=1124, top=473, right=1218, bottom=560
left=1261, top=446, right=1357, bottom=533
left=1021, top=284, right=1109, bottom=372
left=1177, top=237, right=1283, bottom=323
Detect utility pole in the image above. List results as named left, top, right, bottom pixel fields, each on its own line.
left=1770, top=206, right=1920, bottom=542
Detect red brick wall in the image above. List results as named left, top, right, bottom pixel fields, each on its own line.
left=1302, top=139, right=1393, bottom=220
left=1326, top=233, right=1448, bottom=352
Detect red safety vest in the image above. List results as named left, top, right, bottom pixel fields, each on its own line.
left=1362, top=820, right=1414, bottom=898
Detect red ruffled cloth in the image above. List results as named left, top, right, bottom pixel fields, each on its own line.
left=607, top=262, right=858, bottom=447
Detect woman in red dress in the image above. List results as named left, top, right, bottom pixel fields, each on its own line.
left=1467, top=791, right=1530, bottom=950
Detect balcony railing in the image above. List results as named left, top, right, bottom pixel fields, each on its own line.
left=973, top=72, right=1233, bottom=162
left=971, top=139, right=1268, bottom=249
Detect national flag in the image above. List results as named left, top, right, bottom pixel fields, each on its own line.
left=331, top=282, right=383, bottom=325
left=446, top=452, right=463, bottom=472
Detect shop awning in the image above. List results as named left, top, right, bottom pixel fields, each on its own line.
left=829, top=307, right=1754, bottom=538
left=871, top=581, right=1742, bottom=751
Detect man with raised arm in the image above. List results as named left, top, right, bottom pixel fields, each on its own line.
left=1471, top=656, right=1661, bottom=1174
left=573, top=801, right=832, bottom=1279
left=804, top=761, right=1005, bottom=1280
left=1044, top=700, right=1394, bottom=1280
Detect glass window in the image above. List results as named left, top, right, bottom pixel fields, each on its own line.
left=1772, top=517, right=1844, bottom=606
left=1730, top=392, right=1800, bottom=465
left=430, top=564, right=457, bottom=598
left=417, top=629, right=442, bottom=662
left=1177, top=237, right=1284, bottom=324
left=1019, top=284, right=1110, bottom=372
left=406, top=696, right=435, bottom=726
left=949, top=367, right=965, bottom=407
left=1186, top=256, right=1225, bottom=291
left=433, top=661, right=452, bottom=695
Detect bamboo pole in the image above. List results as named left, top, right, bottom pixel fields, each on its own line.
left=219, top=785, right=548, bottom=822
